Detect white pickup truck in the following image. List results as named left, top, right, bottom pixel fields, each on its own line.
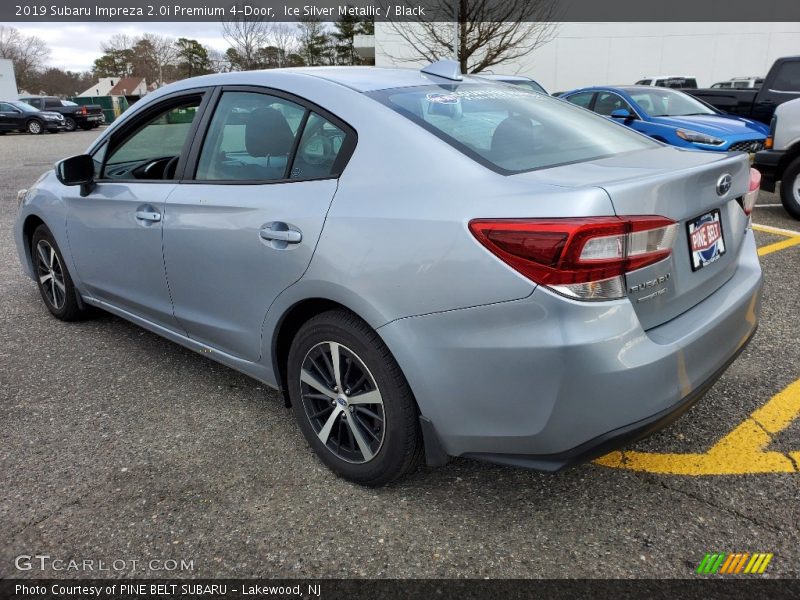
left=754, top=97, right=800, bottom=219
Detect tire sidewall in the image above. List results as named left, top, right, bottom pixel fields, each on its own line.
left=31, top=225, right=80, bottom=319
left=287, top=313, right=416, bottom=485
left=780, top=158, right=800, bottom=220
left=64, top=117, right=76, bottom=132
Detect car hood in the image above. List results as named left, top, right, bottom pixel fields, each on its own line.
left=649, top=114, right=768, bottom=137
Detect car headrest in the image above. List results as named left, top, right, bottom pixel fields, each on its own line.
left=491, top=115, right=536, bottom=159
left=245, top=107, right=295, bottom=157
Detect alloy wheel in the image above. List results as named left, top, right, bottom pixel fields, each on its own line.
left=28, top=121, right=42, bottom=134
left=35, top=240, right=66, bottom=310
left=299, top=341, right=385, bottom=464
left=793, top=173, right=800, bottom=204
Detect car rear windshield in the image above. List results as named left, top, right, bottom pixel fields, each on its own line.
left=368, top=84, right=657, bottom=174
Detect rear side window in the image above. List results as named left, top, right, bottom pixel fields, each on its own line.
left=565, top=91, right=595, bottom=109
left=369, top=84, right=657, bottom=174
left=772, top=62, right=800, bottom=92
left=195, top=90, right=353, bottom=182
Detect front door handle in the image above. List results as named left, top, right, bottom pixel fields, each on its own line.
left=260, top=223, right=302, bottom=244
left=135, top=210, right=161, bottom=222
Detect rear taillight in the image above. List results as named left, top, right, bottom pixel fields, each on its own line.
left=80, top=106, right=88, bottom=115
left=742, top=167, right=760, bottom=216
left=469, top=216, right=677, bottom=300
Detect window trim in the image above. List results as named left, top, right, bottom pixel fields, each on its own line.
left=94, top=87, right=213, bottom=184
left=182, top=84, right=358, bottom=186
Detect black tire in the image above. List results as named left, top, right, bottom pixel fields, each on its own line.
left=287, top=309, right=423, bottom=486
left=26, top=119, right=44, bottom=134
left=779, top=156, right=800, bottom=220
left=64, top=117, right=76, bottom=132
left=31, top=225, right=84, bottom=321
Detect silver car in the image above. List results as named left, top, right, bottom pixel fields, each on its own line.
left=14, top=61, right=763, bottom=486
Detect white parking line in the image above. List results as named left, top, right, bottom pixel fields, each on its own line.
left=754, top=203, right=785, bottom=208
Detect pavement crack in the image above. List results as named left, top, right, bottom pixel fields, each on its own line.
left=7, top=490, right=90, bottom=542
left=647, top=476, right=785, bottom=535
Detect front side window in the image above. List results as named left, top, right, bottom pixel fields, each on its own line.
left=103, top=97, right=201, bottom=180
left=369, top=85, right=657, bottom=174
left=593, top=92, right=634, bottom=116
left=0, top=103, right=14, bottom=112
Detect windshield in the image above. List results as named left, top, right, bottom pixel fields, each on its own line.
left=624, top=88, right=715, bottom=117
left=368, top=84, right=657, bottom=174
left=10, top=101, right=39, bottom=113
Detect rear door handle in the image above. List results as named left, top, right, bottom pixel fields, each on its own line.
left=135, top=210, right=161, bottom=222
left=260, top=223, right=302, bottom=244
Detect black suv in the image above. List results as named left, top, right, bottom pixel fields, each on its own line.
left=0, top=100, right=64, bottom=134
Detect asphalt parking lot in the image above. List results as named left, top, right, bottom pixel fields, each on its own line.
left=1, top=129, right=798, bottom=579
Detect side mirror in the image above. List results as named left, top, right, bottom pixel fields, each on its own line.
left=55, top=154, right=95, bottom=196
left=610, top=108, right=634, bottom=120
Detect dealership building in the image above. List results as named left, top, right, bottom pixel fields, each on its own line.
left=374, top=22, right=800, bottom=91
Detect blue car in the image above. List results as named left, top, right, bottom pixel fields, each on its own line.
left=561, top=86, right=768, bottom=153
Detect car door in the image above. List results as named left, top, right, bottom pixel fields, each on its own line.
left=162, top=87, right=355, bottom=361
left=65, top=90, right=209, bottom=331
left=0, top=103, right=17, bottom=130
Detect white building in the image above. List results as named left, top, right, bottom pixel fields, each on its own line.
left=375, top=22, right=800, bottom=92
left=0, top=58, right=18, bottom=99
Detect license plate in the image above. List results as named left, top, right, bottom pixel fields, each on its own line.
left=687, top=209, right=726, bottom=271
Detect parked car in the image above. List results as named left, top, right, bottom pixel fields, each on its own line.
left=711, top=77, right=764, bottom=89
left=753, top=97, right=800, bottom=219
left=635, top=76, right=699, bottom=89
left=686, top=57, right=800, bottom=124
left=0, top=100, right=64, bottom=134
left=561, top=86, right=768, bottom=153
left=475, top=74, right=547, bottom=94
left=15, top=61, right=763, bottom=485
left=19, top=96, right=104, bottom=132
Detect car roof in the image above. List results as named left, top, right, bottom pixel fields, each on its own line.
left=477, top=74, right=533, bottom=82
left=639, top=75, right=697, bottom=79
left=161, top=66, right=505, bottom=95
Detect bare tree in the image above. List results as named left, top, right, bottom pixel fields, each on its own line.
left=384, top=0, right=560, bottom=74
left=140, top=33, right=178, bottom=86
left=0, top=25, right=50, bottom=90
left=221, top=1, right=271, bottom=70
left=268, top=23, right=299, bottom=68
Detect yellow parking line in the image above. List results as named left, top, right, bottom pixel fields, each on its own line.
left=752, top=223, right=800, bottom=256
left=757, top=237, right=800, bottom=257
left=594, top=378, right=800, bottom=475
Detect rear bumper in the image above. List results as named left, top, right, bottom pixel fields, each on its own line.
left=753, top=149, right=784, bottom=192
left=379, top=230, right=762, bottom=468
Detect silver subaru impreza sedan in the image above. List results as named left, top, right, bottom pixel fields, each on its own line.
left=15, top=61, right=763, bottom=485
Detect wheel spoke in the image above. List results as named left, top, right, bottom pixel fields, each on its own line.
left=347, top=389, right=382, bottom=406
left=301, top=369, right=336, bottom=399
left=317, top=407, right=342, bottom=444
left=353, top=413, right=380, bottom=442
left=345, top=415, right=374, bottom=461
left=329, top=342, right=343, bottom=391
left=37, top=243, right=49, bottom=268
left=354, top=405, right=383, bottom=422
left=39, top=273, right=53, bottom=285
left=53, top=277, right=66, bottom=294
left=49, top=246, right=56, bottom=269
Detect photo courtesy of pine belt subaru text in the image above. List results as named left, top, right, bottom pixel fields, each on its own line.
left=14, top=60, right=763, bottom=486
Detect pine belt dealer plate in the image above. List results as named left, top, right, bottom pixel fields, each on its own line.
left=687, top=209, right=726, bottom=271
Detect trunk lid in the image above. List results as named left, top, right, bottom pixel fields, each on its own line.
left=517, top=147, right=752, bottom=329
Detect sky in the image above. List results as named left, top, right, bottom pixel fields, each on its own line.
left=12, top=23, right=233, bottom=72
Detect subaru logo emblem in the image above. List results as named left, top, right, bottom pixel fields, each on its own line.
left=716, top=174, right=732, bottom=197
